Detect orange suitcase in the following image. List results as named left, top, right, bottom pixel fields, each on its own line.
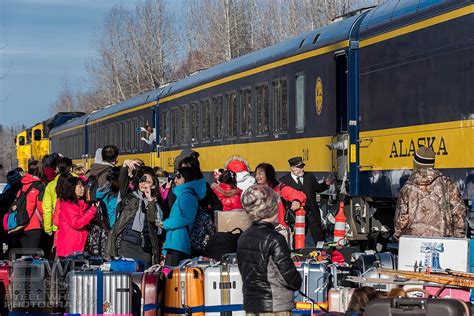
left=164, top=266, right=204, bottom=316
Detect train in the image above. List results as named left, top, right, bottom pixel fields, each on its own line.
left=18, top=0, right=474, bottom=241
left=16, top=112, right=85, bottom=171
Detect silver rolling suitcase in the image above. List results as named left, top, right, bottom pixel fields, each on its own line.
left=294, top=262, right=329, bottom=304
left=204, top=264, right=244, bottom=316
left=67, top=270, right=132, bottom=315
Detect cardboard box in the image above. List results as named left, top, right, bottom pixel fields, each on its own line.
left=215, top=210, right=252, bottom=233
left=398, top=236, right=469, bottom=272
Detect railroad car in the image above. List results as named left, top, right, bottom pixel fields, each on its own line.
left=16, top=112, right=85, bottom=170
left=47, top=0, right=473, bottom=241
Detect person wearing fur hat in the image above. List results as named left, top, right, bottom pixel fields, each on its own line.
left=394, top=146, right=467, bottom=239
left=237, top=185, right=302, bottom=314
left=224, top=155, right=255, bottom=193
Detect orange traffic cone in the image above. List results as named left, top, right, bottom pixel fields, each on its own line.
left=294, top=207, right=306, bottom=249
left=333, top=201, right=346, bottom=244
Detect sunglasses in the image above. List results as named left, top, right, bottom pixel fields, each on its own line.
left=175, top=173, right=182, bottom=179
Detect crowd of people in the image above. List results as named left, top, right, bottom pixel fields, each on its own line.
left=0, top=144, right=468, bottom=315
left=0, top=144, right=331, bottom=267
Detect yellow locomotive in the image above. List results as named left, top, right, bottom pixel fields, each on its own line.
left=15, top=112, right=85, bottom=171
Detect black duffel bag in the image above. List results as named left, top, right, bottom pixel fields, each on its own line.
left=203, top=228, right=242, bottom=260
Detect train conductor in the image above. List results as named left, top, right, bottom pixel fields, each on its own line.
left=280, top=156, right=334, bottom=243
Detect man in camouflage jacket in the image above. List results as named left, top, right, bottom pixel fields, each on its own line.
left=394, top=147, right=467, bottom=239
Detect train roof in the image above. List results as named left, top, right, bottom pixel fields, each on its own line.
left=359, top=0, right=472, bottom=39
left=49, top=113, right=90, bottom=136
left=87, top=89, right=164, bottom=124
left=158, top=14, right=361, bottom=100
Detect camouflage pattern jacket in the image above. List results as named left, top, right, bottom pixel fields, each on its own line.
left=394, top=168, right=467, bottom=239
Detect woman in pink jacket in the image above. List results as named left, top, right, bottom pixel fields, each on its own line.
left=55, top=175, right=97, bottom=257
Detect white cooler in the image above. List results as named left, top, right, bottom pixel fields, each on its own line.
left=398, top=236, right=469, bottom=272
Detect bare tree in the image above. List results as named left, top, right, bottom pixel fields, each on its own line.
left=51, top=76, right=75, bottom=113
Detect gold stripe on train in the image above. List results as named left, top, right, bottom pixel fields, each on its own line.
left=73, top=136, right=335, bottom=174
left=359, top=119, right=474, bottom=171
left=360, top=4, right=474, bottom=48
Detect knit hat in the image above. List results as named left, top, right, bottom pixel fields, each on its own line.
left=413, top=146, right=435, bottom=169
left=241, top=184, right=279, bottom=222
left=225, top=155, right=250, bottom=173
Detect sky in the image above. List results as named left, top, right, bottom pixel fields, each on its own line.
left=0, top=0, right=144, bottom=128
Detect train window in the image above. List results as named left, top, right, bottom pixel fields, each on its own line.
left=212, top=95, right=224, bottom=140
left=33, top=130, right=42, bottom=141
left=160, top=111, right=168, bottom=147
left=240, top=88, right=252, bottom=137
left=125, top=121, right=131, bottom=151
left=180, top=106, right=188, bottom=144
left=190, top=102, right=199, bottom=143
left=226, top=92, right=237, bottom=138
left=115, top=124, right=121, bottom=150
left=312, top=34, right=320, bottom=45
left=298, top=39, right=305, bottom=50
left=173, top=109, right=179, bottom=146
left=256, top=84, right=269, bottom=135
left=200, top=99, right=211, bottom=141
left=296, top=74, right=305, bottom=132
left=272, top=79, right=289, bottom=133
left=132, top=119, right=138, bottom=150
left=19, top=136, right=25, bottom=146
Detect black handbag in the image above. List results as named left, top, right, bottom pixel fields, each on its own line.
left=202, top=228, right=242, bottom=260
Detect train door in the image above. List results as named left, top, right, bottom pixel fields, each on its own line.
left=333, top=52, right=349, bottom=183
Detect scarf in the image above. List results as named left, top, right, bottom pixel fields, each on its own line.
left=131, top=191, right=163, bottom=235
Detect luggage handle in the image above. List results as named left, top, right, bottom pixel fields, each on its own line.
left=393, top=298, right=426, bottom=309
left=297, top=290, right=328, bottom=314
left=9, top=248, right=44, bottom=261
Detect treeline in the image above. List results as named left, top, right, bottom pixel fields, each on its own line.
left=0, top=125, right=18, bottom=182
left=52, top=0, right=381, bottom=114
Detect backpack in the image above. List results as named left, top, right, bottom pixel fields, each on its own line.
left=84, top=169, right=109, bottom=203
left=2, top=182, right=44, bottom=234
left=85, top=198, right=110, bottom=258
left=189, top=206, right=215, bottom=254
left=203, top=228, right=242, bottom=260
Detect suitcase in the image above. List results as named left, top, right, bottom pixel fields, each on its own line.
left=424, top=286, right=471, bottom=302
left=364, top=298, right=467, bottom=316
left=0, top=261, right=10, bottom=316
left=9, top=257, right=54, bottom=312
left=103, top=258, right=144, bottom=272
left=328, top=288, right=354, bottom=313
left=132, top=271, right=166, bottom=316
left=204, top=264, right=244, bottom=316
left=67, top=270, right=132, bottom=315
left=294, top=262, right=329, bottom=304
left=351, top=252, right=396, bottom=274
left=164, top=266, right=204, bottom=316
left=328, top=264, right=354, bottom=288
left=398, top=236, right=469, bottom=272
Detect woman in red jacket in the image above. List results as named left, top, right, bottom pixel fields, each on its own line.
left=255, top=163, right=306, bottom=227
left=212, top=170, right=243, bottom=211
left=15, top=160, right=45, bottom=249
left=55, top=176, right=97, bottom=257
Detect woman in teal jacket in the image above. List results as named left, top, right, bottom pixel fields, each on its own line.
left=162, top=167, right=206, bottom=266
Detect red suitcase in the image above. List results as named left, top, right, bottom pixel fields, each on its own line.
left=0, top=261, right=10, bottom=316
left=132, top=271, right=166, bottom=316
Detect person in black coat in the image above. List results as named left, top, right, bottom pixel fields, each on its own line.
left=279, top=156, right=334, bottom=243
left=237, top=184, right=302, bottom=313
